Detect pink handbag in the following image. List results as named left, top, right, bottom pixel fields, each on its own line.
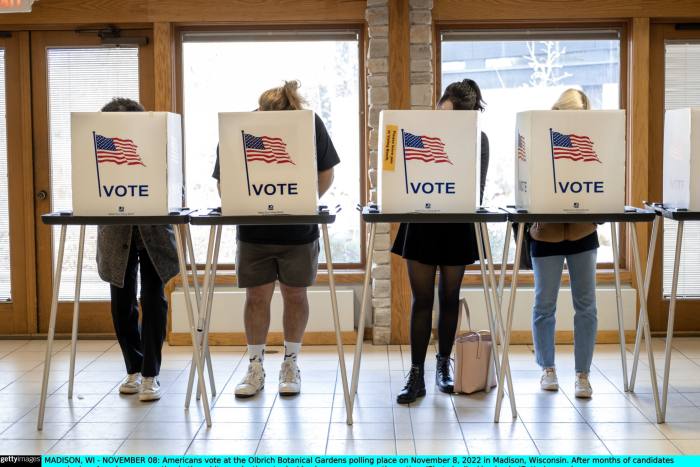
left=454, top=298, right=497, bottom=394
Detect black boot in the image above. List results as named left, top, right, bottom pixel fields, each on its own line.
left=396, top=365, right=426, bottom=404
left=435, top=354, right=454, bottom=394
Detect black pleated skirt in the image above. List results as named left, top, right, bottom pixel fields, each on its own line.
left=391, top=222, right=480, bottom=266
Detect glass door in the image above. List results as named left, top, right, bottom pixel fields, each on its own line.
left=31, top=30, right=154, bottom=334
left=649, top=24, right=700, bottom=332
left=0, top=32, right=34, bottom=334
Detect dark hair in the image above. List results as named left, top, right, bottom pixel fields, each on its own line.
left=438, top=79, right=486, bottom=111
left=101, top=97, right=145, bottom=112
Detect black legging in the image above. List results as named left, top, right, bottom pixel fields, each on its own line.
left=407, top=260, right=466, bottom=367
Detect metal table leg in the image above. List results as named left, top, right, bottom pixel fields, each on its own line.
left=38, top=224, right=67, bottom=430
left=495, top=222, right=525, bottom=422
left=174, top=225, right=212, bottom=427
left=185, top=225, right=218, bottom=407
left=480, top=222, right=517, bottom=416
left=630, top=222, right=662, bottom=422
left=660, top=220, right=683, bottom=422
left=348, top=223, right=377, bottom=422
left=68, top=225, right=86, bottom=399
left=321, top=225, right=352, bottom=425
left=198, top=225, right=221, bottom=401
left=629, top=217, right=660, bottom=391
left=610, top=222, right=629, bottom=391
left=474, top=224, right=499, bottom=396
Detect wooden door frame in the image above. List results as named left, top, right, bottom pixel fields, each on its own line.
left=30, top=28, right=154, bottom=334
left=648, top=22, right=700, bottom=334
left=0, top=31, right=36, bottom=334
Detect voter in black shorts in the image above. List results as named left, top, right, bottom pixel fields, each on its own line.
left=212, top=80, right=340, bottom=398
left=391, top=79, right=490, bottom=403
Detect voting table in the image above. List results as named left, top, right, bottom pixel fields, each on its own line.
left=626, top=204, right=700, bottom=423
left=352, top=206, right=517, bottom=420
left=496, top=207, right=662, bottom=422
left=37, top=210, right=203, bottom=430
left=184, top=207, right=353, bottom=424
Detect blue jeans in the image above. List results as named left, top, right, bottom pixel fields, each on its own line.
left=532, top=248, right=598, bottom=373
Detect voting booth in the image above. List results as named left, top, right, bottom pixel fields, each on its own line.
left=664, top=108, right=700, bottom=210
left=218, top=110, right=318, bottom=216
left=377, top=110, right=481, bottom=213
left=71, top=112, right=183, bottom=216
left=515, top=110, right=625, bottom=213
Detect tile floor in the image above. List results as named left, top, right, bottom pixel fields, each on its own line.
left=0, top=338, right=699, bottom=455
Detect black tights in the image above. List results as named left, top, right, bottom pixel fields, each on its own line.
left=407, top=260, right=466, bottom=367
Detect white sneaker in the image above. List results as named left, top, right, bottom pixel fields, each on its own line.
left=235, top=358, right=265, bottom=398
left=139, top=377, right=161, bottom=401
left=278, top=358, right=301, bottom=396
left=540, top=368, right=559, bottom=391
left=575, top=372, right=593, bottom=399
left=119, top=373, right=142, bottom=394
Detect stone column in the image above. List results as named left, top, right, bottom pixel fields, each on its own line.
left=366, top=0, right=392, bottom=344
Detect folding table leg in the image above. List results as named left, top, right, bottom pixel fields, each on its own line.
left=480, top=222, right=517, bottom=417
left=495, top=222, right=524, bottom=422
left=68, top=225, right=86, bottom=399
left=630, top=223, right=662, bottom=422
left=198, top=225, right=221, bottom=401
left=322, top=225, right=352, bottom=425
left=38, top=224, right=67, bottom=430
left=660, top=220, right=683, bottom=422
left=186, top=225, right=217, bottom=407
left=629, top=217, right=660, bottom=391
left=174, top=225, right=212, bottom=427
left=474, top=224, right=498, bottom=395
left=610, top=222, right=629, bottom=391
left=349, top=223, right=377, bottom=420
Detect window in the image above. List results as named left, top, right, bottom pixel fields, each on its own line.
left=440, top=31, right=621, bottom=263
left=181, top=31, right=361, bottom=265
left=47, top=47, right=140, bottom=300
left=663, top=42, right=700, bottom=297
left=0, top=49, right=9, bottom=300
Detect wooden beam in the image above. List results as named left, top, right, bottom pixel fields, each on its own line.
left=434, top=0, right=700, bottom=21
left=153, top=22, right=174, bottom=112
left=628, top=17, right=650, bottom=313
left=388, top=0, right=412, bottom=345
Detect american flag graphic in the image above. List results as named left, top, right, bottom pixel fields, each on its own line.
left=403, top=131, right=452, bottom=164
left=94, top=134, right=145, bottom=166
left=517, top=133, right=527, bottom=161
left=551, top=131, right=601, bottom=163
left=244, top=133, right=294, bottom=164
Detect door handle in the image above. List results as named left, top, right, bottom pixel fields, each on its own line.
left=37, top=190, right=48, bottom=200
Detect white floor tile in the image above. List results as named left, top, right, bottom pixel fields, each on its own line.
left=414, top=439, right=468, bottom=455
left=187, top=439, right=259, bottom=454
left=535, top=439, right=609, bottom=455
left=117, top=439, right=191, bottom=454
left=604, top=439, right=682, bottom=455
left=48, top=439, right=122, bottom=454
left=326, top=439, right=396, bottom=455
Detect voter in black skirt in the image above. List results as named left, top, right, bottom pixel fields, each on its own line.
left=392, top=79, right=489, bottom=404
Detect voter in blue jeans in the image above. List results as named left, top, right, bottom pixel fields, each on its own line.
left=530, top=88, right=598, bottom=399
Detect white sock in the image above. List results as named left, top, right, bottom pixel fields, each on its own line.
left=284, top=341, right=301, bottom=362
left=248, top=344, right=265, bottom=362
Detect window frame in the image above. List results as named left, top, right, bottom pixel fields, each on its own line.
left=434, top=22, right=630, bottom=283
left=174, top=24, right=367, bottom=272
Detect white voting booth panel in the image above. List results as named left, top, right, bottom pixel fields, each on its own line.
left=516, top=110, right=625, bottom=213
left=664, top=108, right=700, bottom=210
left=377, top=110, right=481, bottom=213
left=71, top=112, right=183, bottom=216
left=218, top=110, right=318, bottom=216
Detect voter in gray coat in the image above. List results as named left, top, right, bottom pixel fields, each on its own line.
left=96, top=97, right=179, bottom=402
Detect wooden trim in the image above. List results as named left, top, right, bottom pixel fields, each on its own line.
left=153, top=22, right=174, bottom=112
left=0, top=0, right=365, bottom=26
left=168, top=330, right=357, bottom=346
left=433, top=1, right=700, bottom=21
left=507, top=329, right=638, bottom=345
left=169, top=269, right=366, bottom=287
left=388, top=0, right=411, bottom=345
left=460, top=269, right=634, bottom=287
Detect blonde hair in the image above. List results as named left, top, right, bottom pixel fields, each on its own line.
left=258, top=80, right=306, bottom=111
left=552, top=88, right=590, bottom=110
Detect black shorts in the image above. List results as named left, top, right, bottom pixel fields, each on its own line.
left=235, top=240, right=320, bottom=288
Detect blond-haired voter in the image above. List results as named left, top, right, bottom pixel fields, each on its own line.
left=96, top=98, right=179, bottom=401
left=529, top=88, right=598, bottom=399
left=212, top=81, right=339, bottom=397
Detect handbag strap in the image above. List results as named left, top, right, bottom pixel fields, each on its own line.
left=456, top=297, right=472, bottom=333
